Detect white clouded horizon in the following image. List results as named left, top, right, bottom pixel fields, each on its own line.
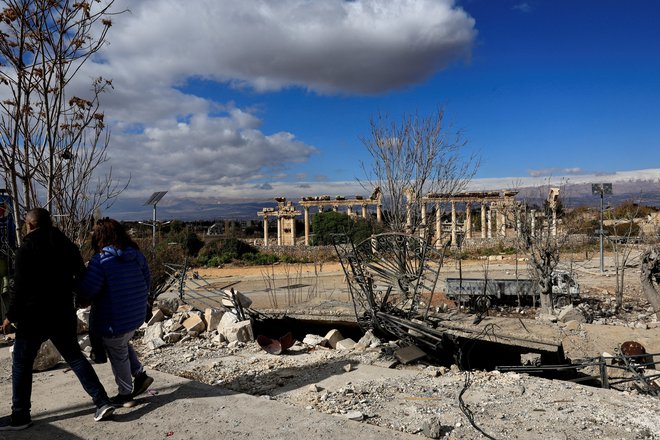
left=77, top=0, right=477, bottom=208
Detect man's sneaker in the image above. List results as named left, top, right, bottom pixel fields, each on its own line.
left=110, top=393, right=137, bottom=408
left=94, top=404, right=115, bottom=422
left=132, top=371, right=154, bottom=397
left=0, top=414, right=32, bottom=431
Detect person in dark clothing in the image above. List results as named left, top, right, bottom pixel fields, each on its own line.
left=79, top=218, right=153, bottom=408
left=0, top=208, right=114, bottom=431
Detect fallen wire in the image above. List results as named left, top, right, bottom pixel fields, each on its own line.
left=456, top=323, right=501, bottom=440
left=458, top=371, right=499, bottom=440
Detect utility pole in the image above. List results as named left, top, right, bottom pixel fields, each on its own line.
left=142, top=191, right=168, bottom=250
left=591, top=183, right=612, bottom=273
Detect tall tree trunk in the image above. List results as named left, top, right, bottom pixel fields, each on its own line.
left=640, top=248, right=660, bottom=320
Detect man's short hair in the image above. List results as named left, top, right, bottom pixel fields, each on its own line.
left=26, top=208, right=52, bottom=228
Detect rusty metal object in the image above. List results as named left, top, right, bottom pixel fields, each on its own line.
left=257, top=332, right=295, bottom=355
left=620, top=341, right=653, bottom=367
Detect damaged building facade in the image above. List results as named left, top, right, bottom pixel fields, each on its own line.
left=256, top=188, right=561, bottom=248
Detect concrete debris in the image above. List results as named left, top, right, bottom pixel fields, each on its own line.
left=217, top=312, right=239, bottom=334
left=163, top=332, right=183, bottom=344
left=324, top=329, right=344, bottom=349
left=147, top=308, right=165, bottom=326
left=394, top=345, right=426, bottom=365
left=557, top=304, right=589, bottom=323
left=78, top=335, right=90, bottom=351
left=223, top=320, right=254, bottom=343
left=203, top=308, right=224, bottom=331
left=143, top=321, right=164, bottom=348
left=222, top=289, right=253, bottom=309
left=343, top=363, right=353, bottom=372
left=422, top=417, right=447, bottom=439
left=12, top=340, right=62, bottom=371
left=156, top=297, right=180, bottom=316
left=182, top=314, right=206, bottom=333
left=356, top=330, right=381, bottom=348
left=163, top=318, right=184, bottom=334
left=343, top=411, right=364, bottom=421
left=146, top=337, right=167, bottom=350
left=76, top=307, right=89, bottom=334
left=336, top=338, right=357, bottom=351
left=302, top=334, right=328, bottom=347
left=520, top=352, right=542, bottom=366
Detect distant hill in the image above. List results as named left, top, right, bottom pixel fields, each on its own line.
left=516, top=180, right=660, bottom=209
left=106, top=169, right=660, bottom=221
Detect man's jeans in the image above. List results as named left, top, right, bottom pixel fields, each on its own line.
left=12, top=330, right=110, bottom=417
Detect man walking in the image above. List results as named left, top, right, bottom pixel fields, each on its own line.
left=0, top=208, right=114, bottom=430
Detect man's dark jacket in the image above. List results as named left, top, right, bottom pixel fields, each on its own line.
left=6, top=226, right=85, bottom=335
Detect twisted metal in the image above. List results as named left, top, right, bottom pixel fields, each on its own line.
left=334, top=232, right=449, bottom=339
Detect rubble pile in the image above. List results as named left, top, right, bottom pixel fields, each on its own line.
left=126, top=298, right=660, bottom=439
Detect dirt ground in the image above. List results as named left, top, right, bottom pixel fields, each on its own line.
left=135, top=250, right=660, bottom=439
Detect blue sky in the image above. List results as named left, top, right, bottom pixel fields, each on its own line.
left=81, top=0, right=660, bottom=218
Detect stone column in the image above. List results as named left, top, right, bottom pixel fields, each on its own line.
left=451, top=201, right=457, bottom=246
left=347, top=205, right=353, bottom=216
left=530, top=209, right=536, bottom=237
left=499, top=210, right=506, bottom=237
left=361, top=204, right=367, bottom=219
left=304, top=207, right=310, bottom=246
left=465, top=202, right=472, bottom=239
left=481, top=203, right=487, bottom=238
left=263, top=216, right=269, bottom=247
left=376, top=203, right=382, bottom=223
left=277, top=216, right=282, bottom=246
left=290, top=217, right=296, bottom=245
left=420, top=201, right=427, bottom=239
left=406, top=201, right=412, bottom=232
left=487, top=206, right=493, bottom=239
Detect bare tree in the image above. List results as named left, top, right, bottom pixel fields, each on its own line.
left=0, top=0, right=124, bottom=245
left=640, top=247, right=660, bottom=320
left=360, top=108, right=478, bottom=236
left=605, top=200, right=643, bottom=311
left=516, top=187, right=571, bottom=313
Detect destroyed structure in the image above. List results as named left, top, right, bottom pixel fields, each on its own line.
left=256, top=188, right=562, bottom=248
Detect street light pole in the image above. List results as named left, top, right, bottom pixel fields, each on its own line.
left=599, top=189, right=604, bottom=273
left=591, top=183, right=612, bottom=274
left=143, top=191, right=168, bottom=250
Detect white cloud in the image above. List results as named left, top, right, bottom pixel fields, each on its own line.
left=102, top=0, right=476, bottom=95
left=72, top=0, right=476, bottom=209
left=527, top=167, right=585, bottom=178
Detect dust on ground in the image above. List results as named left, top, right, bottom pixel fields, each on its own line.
left=135, top=250, right=660, bottom=439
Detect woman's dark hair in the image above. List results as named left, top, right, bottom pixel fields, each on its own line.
left=92, top=218, right=139, bottom=253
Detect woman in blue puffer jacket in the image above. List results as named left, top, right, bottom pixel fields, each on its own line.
left=80, top=218, right=154, bottom=407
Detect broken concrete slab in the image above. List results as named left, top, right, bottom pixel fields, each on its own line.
left=223, top=320, right=254, bottom=343
left=217, top=310, right=239, bottom=334
left=147, top=308, right=165, bottom=326
left=394, top=345, right=426, bottom=365
left=303, top=334, right=328, bottom=347
left=183, top=314, right=206, bottom=333
left=222, top=289, right=253, bottom=308
left=336, top=338, right=357, bottom=351
left=558, top=305, right=588, bottom=323
left=156, top=297, right=180, bottom=316
left=325, top=329, right=344, bottom=349
left=144, top=321, right=164, bottom=343
left=204, top=308, right=224, bottom=331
